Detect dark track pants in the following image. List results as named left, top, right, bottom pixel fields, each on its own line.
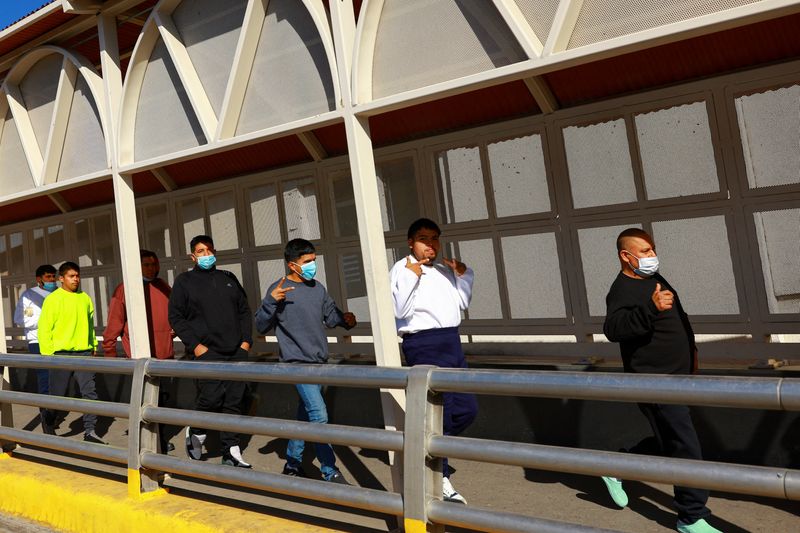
left=629, top=402, right=711, bottom=523
left=402, top=327, right=478, bottom=478
left=45, top=350, right=98, bottom=434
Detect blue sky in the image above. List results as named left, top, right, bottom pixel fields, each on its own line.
left=0, top=1, right=53, bottom=30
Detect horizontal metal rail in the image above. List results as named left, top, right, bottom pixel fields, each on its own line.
left=143, top=406, right=404, bottom=452
left=144, top=359, right=409, bottom=389
left=427, top=500, right=618, bottom=533
left=429, top=369, right=800, bottom=410
left=429, top=435, right=800, bottom=500
left=0, top=353, right=136, bottom=375
left=0, top=426, right=127, bottom=464
left=141, top=452, right=404, bottom=516
left=0, top=390, right=129, bottom=419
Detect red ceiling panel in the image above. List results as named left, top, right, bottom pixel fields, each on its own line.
left=545, top=13, right=800, bottom=107
left=132, top=171, right=166, bottom=196
left=164, top=136, right=312, bottom=188
left=58, top=179, right=115, bottom=210
left=0, top=196, right=61, bottom=225
left=369, top=80, right=539, bottom=147
left=312, top=123, right=348, bottom=157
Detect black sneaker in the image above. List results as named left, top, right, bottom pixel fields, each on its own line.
left=282, top=465, right=307, bottom=477
left=326, top=471, right=350, bottom=485
left=83, top=431, right=107, bottom=445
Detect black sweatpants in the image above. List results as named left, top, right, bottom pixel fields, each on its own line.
left=629, top=403, right=711, bottom=523
left=189, top=348, right=248, bottom=453
left=45, top=350, right=98, bottom=434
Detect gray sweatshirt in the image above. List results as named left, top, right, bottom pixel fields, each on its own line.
left=255, top=278, right=350, bottom=363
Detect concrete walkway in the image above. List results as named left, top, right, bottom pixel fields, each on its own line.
left=3, top=404, right=799, bottom=532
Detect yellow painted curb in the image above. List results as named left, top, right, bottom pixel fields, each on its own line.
left=403, top=518, right=428, bottom=533
left=0, top=456, right=339, bottom=533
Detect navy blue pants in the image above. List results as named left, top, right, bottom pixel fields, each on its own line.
left=402, top=327, right=478, bottom=478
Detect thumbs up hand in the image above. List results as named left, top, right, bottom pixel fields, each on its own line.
left=651, top=282, right=674, bottom=312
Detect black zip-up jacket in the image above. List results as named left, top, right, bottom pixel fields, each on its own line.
left=168, top=266, right=253, bottom=354
left=603, top=272, right=696, bottom=375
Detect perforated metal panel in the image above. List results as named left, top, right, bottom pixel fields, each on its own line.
left=652, top=215, right=739, bottom=315
left=437, top=146, right=489, bottom=222
left=74, top=218, right=91, bottom=267
left=456, top=238, right=502, bottom=319
left=179, top=197, right=206, bottom=246
left=377, top=158, right=419, bottom=231
left=501, top=232, right=566, bottom=318
left=31, top=228, right=45, bottom=266
left=372, top=0, right=526, bottom=98
left=207, top=190, right=238, bottom=250
left=736, top=85, right=800, bottom=189
left=578, top=223, right=640, bottom=317
left=236, top=0, right=335, bottom=135
left=488, top=134, right=550, bottom=217
left=636, top=102, right=719, bottom=199
left=58, top=76, right=107, bottom=181
left=134, top=39, right=206, bottom=161
left=282, top=177, right=320, bottom=240
left=47, top=224, right=66, bottom=266
left=331, top=175, right=357, bottom=237
left=249, top=184, right=281, bottom=246
left=568, top=0, right=760, bottom=49
left=342, top=252, right=370, bottom=320
left=0, top=110, right=36, bottom=194
left=142, top=203, right=171, bottom=259
left=514, top=0, right=561, bottom=44
left=18, top=54, right=62, bottom=155
left=93, top=214, right=115, bottom=266
left=172, top=0, right=247, bottom=116
left=753, top=208, right=800, bottom=314
left=257, top=258, right=285, bottom=298
left=563, top=119, right=636, bottom=209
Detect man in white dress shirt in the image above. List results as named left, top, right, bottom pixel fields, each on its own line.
left=390, top=218, right=477, bottom=505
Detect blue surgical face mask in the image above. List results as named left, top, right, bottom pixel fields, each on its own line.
left=143, top=277, right=154, bottom=283
left=196, top=255, right=216, bottom=270
left=293, top=260, right=317, bottom=280
left=43, top=281, right=57, bottom=292
left=626, top=252, right=659, bottom=277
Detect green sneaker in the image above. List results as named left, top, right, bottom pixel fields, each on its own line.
left=601, top=476, right=628, bottom=508
left=677, top=518, right=722, bottom=533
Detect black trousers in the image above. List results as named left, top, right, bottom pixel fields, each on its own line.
left=628, top=403, right=711, bottom=523
left=45, top=350, right=98, bottom=434
left=189, top=348, right=248, bottom=453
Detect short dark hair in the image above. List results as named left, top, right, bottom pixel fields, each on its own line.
left=616, top=228, right=654, bottom=252
left=35, top=264, right=56, bottom=278
left=407, top=218, right=441, bottom=240
left=140, top=249, right=158, bottom=261
left=58, top=261, right=80, bottom=276
left=284, top=238, right=315, bottom=263
left=189, top=235, right=214, bottom=253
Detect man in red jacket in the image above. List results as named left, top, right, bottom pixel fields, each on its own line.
left=102, top=250, right=173, bottom=360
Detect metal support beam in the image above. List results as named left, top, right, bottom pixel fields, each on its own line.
left=151, top=167, right=177, bottom=192
left=48, top=192, right=72, bottom=213
left=296, top=131, right=328, bottom=162
left=523, top=76, right=560, bottom=113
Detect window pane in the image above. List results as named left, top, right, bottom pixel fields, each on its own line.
left=96, top=274, right=119, bottom=328
left=501, top=233, right=565, bottom=318
left=564, top=119, right=637, bottom=208
left=8, top=232, right=24, bottom=275
left=217, top=262, right=243, bottom=282
left=652, top=215, right=739, bottom=315
left=180, top=197, right=206, bottom=248
left=31, top=228, right=46, bottom=268
left=753, top=208, right=800, bottom=314
left=143, top=203, right=171, bottom=259
left=0, top=234, right=7, bottom=276
left=436, top=146, right=488, bottom=223
left=94, top=214, right=115, bottom=266
left=207, top=191, right=238, bottom=250
left=47, top=224, right=66, bottom=266
left=249, top=185, right=281, bottom=246
left=489, top=134, right=551, bottom=216
left=452, top=238, right=502, bottom=319
left=2, top=283, right=11, bottom=328
left=256, top=258, right=286, bottom=300
left=377, top=158, right=419, bottom=231
left=75, top=219, right=92, bottom=267
left=736, top=85, right=800, bottom=189
left=282, top=178, right=320, bottom=240
left=636, top=102, right=719, bottom=199
left=331, top=176, right=357, bottom=237
left=341, top=252, right=369, bottom=321
left=80, top=277, right=98, bottom=327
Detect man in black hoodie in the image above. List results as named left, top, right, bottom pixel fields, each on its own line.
left=601, top=228, right=720, bottom=533
left=169, top=235, right=253, bottom=468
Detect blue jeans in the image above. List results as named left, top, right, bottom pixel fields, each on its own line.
left=286, top=383, right=338, bottom=480
left=27, top=343, right=49, bottom=395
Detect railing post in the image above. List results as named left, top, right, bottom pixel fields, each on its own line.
left=127, top=358, right=163, bottom=497
left=403, top=366, right=444, bottom=533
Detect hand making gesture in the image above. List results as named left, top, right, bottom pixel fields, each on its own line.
left=651, top=282, right=674, bottom=312
left=442, top=257, right=467, bottom=276
left=405, top=256, right=430, bottom=278
left=271, top=277, right=295, bottom=302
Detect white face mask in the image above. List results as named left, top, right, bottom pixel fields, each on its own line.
left=626, top=252, right=659, bottom=277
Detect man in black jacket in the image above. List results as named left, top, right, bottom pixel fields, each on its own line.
left=601, top=228, right=721, bottom=533
left=169, top=235, right=253, bottom=468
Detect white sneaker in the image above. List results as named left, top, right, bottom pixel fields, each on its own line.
left=222, top=445, right=251, bottom=468
left=185, top=427, right=206, bottom=460
left=442, top=477, right=467, bottom=504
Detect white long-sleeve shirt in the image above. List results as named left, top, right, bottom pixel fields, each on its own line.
left=13, top=286, right=52, bottom=343
left=390, top=255, right=474, bottom=335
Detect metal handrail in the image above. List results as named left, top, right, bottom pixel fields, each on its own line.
left=1, top=353, right=799, bottom=533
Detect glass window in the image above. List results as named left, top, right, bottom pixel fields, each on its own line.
left=436, top=146, right=489, bottom=223
left=249, top=185, right=281, bottom=247
left=450, top=238, right=502, bottom=319
left=2, top=283, right=11, bottom=328
left=500, top=233, right=566, bottom=318
left=341, top=252, right=369, bottom=321
left=331, top=175, right=357, bottom=237
left=8, top=232, right=24, bottom=275
left=207, top=191, right=238, bottom=250
left=377, top=158, right=419, bottom=231
left=256, top=258, right=286, bottom=300
left=143, top=203, right=171, bottom=259
left=488, top=134, right=551, bottom=217
left=31, top=228, right=46, bottom=267
left=47, top=224, right=66, bottom=266
left=0, top=234, right=7, bottom=276
left=180, top=197, right=206, bottom=249
left=563, top=118, right=637, bottom=209
left=75, top=219, right=92, bottom=267
left=282, top=177, right=320, bottom=240
left=80, top=277, right=98, bottom=327
left=753, top=208, right=800, bottom=314
left=94, top=214, right=116, bottom=266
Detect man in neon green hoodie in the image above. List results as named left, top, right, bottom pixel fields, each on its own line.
left=38, top=261, right=106, bottom=444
